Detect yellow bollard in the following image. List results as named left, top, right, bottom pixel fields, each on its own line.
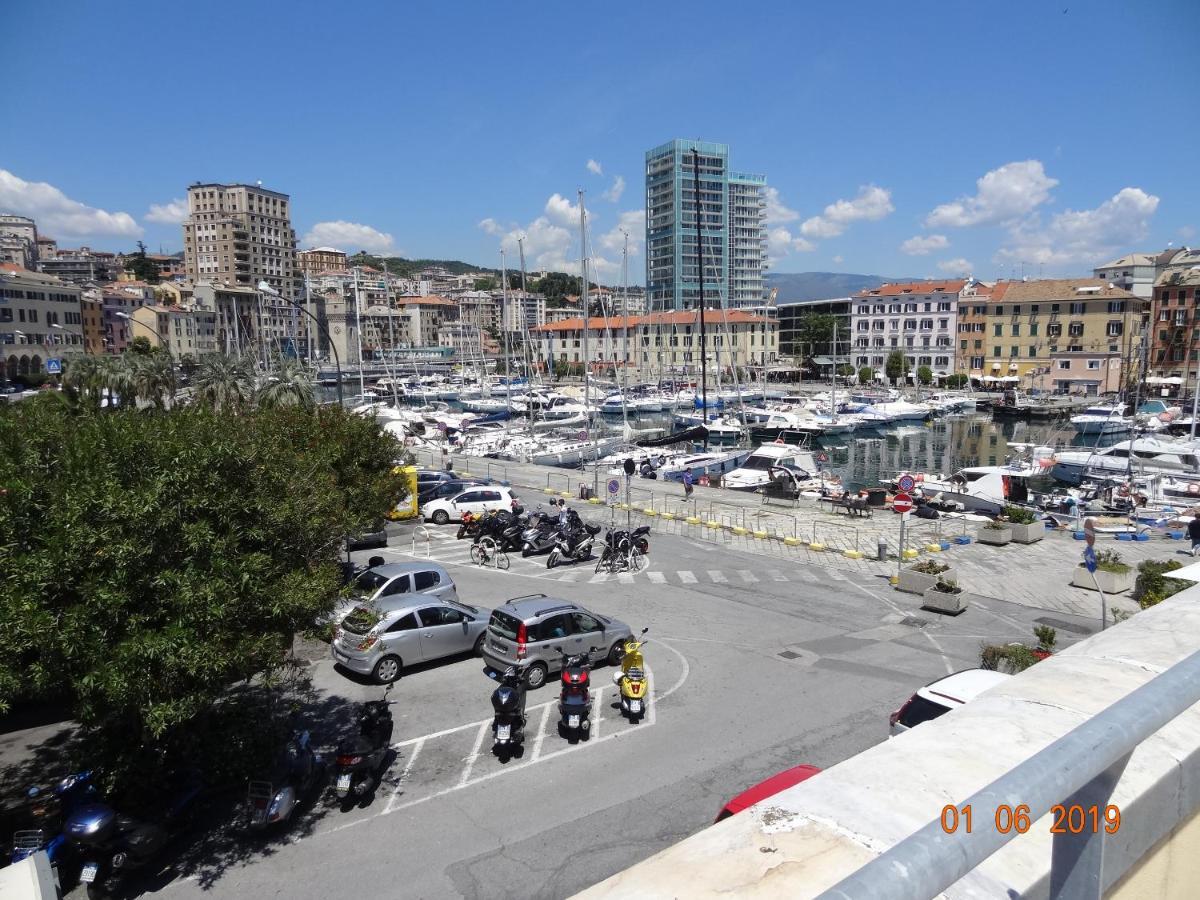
left=588, top=497, right=601, bottom=505
left=844, top=550, right=864, bottom=559
left=731, top=526, right=749, bottom=535
left=643, top=509, right=657, bottom=517
left=662, top=512, right=675, bottom=521
left=753, top=530, right=769, bottom=539
left=783, top=536, right=802, bottom=546
left=902, top=548, right=919, bottom=559
left=559, top=491, right=572, bottom=498
left=686, top=516, right=701, bottom=525
left=924, top=543, right=941, bottom=553
left=543, top=487, right=556, bottom=494
left=809, top=542, right=827, bottom=552
left=705, top=520, right=720, bottom=529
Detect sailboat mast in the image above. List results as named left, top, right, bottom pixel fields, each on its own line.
left=693, top=148, right=708, bottom=450
left=579, top=189, right=596, bottom=471
left=831, top=319, right=838, bottom=425
left=621, top=231, right=630, bottom=437
left=500, top=248, right=510, bottom=390
left=518, top=236, right=534, bottom=430
left=381, top=261, right=400, bottom=407
left=353, top=266, right=366, bottom=399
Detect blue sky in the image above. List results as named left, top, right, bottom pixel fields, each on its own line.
left=4, top=0, right=1197, bottom=284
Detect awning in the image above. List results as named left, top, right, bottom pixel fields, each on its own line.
left=1147, top=376, right=1183, bottom=385
left=1001, top=376, right=1020, bottom=382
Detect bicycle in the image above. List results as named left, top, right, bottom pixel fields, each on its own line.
left=470, top=535, right=510, bottom=570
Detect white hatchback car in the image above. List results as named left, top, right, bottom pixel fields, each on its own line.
left=889, top=668, right=1009, bottom=736
left=422, top=486, right=520, bottom=525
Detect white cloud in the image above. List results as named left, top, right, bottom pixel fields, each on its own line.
left=145, top=197, right=188, bottom=225
left=302, top=220, right=395, bottom=255
left=1180, top=225, right=1196, bottom=241
left=0, top=168, right=141, bottom=238
left=764, top=186, right=799, bottom=224
left=479, top=195, right=644, bottom=281
left=937, top=257, right=974, bottom=275
left=994, top=187, right=1159, bottom=268
left=926, top=160, right=1058, bottom=228
left=800, top=185, right=894, bottom=239
left=900, top=234, right=949, bottom=256
left=767, top=227, right=816, bottom=263
left=832, top=255, right=844, bottom=264
left=602, top=175, right=626, bottom=203
left=587, top=159, right=603, bottom=176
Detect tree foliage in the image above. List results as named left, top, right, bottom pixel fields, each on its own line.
left=0, top=399, right=404, bottom=789
left=784, top=313, right=839, bottom=359
left=858, top=366, right=874, bottom=384
left=885, top=350, right=909, bottom=383
left=945, top=373, right=969, bottom=388
left=917, top=365, right=933, bottom=385
left=122, top=240, right=161, bottom=284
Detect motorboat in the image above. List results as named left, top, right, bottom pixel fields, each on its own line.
left=656, top=449, right=752, bottom=483
left=722, top=442, right=823, bottom=492
left=860, top=400, right=932, bottom=422
left=1070, top=404, right=1133, bottom=435
left=1051, top=436, right=1200, bottom=484
left=895, top=461, right=1044, bottom=516
left=925, top=392, right=977, bottom=414
left=525, top=435, right=625, bottom=467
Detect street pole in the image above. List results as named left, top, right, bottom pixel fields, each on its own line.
left=692, top=148, right=709, bottom=450
left=896, top=513, right=906, bottom=584
left=352, top=266, right=365, bottom=400
left=280, top=296, right=343, bottom=407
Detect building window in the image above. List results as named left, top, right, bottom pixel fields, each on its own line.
left=993, top=346, right=1001, bottom=357
left=1010, top=345, right=1019, bottom=357
left=960, top=340, right=968, bottom=350
left=1057, top=360, right=1071, bottom=370
left=1107, top=321, right=1123, bottom=336
left=1011, top=324, right=1021, bottom=337
left=994, top=306, right=1004, bottom=316
left=1068, top=323, right=1084, bottom=337
left=1029, top=346, right=1038, bottom=357
left=1070, top=302, right=1085, bottom=314
left=993, top=323, right=1003, bottom=337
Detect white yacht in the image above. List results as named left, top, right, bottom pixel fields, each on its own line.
left=861, top=399, right=933, bottom=422
left=723, top=443, right=823, bottom=492
left=901, top=462, right=1042, bottom=516
left=1070, top=404, right=1133, bottom=435
left=1052, top=436, right=1200, bottom=484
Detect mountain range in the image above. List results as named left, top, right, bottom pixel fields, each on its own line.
left=765, top=272, right=921, bottom=302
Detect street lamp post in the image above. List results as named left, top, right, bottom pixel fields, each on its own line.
left=257, top=281, right=343, bottom=407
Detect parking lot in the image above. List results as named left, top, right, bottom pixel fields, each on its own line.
left=93, top=509, right=1099, bottom=900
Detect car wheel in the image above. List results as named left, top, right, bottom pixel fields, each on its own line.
left=432, top=510, right=450, bottom=526
left=525, top=663, right=548, bottom=689
left=373, top=655, right=402, bottom=684
left=607, top=642, right=625, bottom=667
left=473, top=634, right=485, bottom=656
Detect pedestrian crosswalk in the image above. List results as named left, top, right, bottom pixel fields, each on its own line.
left=389, top=525, right=878, bottom=591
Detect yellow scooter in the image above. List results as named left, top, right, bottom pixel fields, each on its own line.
left=612, top=628, right=649, bottom=723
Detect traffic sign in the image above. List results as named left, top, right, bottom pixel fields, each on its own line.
left=578, top=430, right=588, bottom=441
left=892, top=492, right=914, bottom=514
left=1083, top=546, right=1097, bottom=573
left=607, top=478, right=620, bottom=495
left=897, top=474, right=915, bottom=493
left=1083, top=517, right=1096, bottom=547
left=45, top=359, right=62, bottom=374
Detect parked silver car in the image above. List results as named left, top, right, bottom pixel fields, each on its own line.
left=480, top=594, right=633, bottom=689
left=332, top=597, right=491, bottom=683
left=326, top=562, right=458, bottom=626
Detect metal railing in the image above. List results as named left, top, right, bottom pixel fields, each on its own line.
left=818, top=648, right=1200, bottom=900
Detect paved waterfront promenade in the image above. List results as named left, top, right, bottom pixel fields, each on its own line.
left=407, top=448, right=1181, bottom=627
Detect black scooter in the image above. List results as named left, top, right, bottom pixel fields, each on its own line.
left=520, top=511, right=558, bottom=557
left=546, top=521, right=601, bottom=569
left=490, top=665, right=528, bottom=758
left=554, top=646, right=599, bottom=741
left=334, top=685, right=395, bottom=808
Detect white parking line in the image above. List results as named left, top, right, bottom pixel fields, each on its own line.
left=768, top=570, right=788, bottom=581
left=529, top=702, right=554, bottom=761
left=589, top=687, right=604, bottom=740
left=616, top=573, right=635, bottom=584
left=382, top=736, right=426, bottom=813
left=646, top=571, right=666, bottom=584
left=827, top=569, right=846, bottom=581
left=557, top=571, right=580, bottom=582
left=588, top=572, right=610, bottom=584
left=677, top=570, right=697, bottom=583
left=707, top=570, right=728, bottom=583
left=458, top=720, right=490, bottom=787
left=796, top=569, right=819, bottom=583
left=737, top=570, right=759, bottom=583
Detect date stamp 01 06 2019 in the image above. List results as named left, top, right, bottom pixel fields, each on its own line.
left=940, top=804, right=1121, bottom=835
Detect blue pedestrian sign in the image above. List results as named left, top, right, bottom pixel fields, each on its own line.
left=46, top=358, right=62, bottom=374
left=1083, top=546, right=1097, bottom=574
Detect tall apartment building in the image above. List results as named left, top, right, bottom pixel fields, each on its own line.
left=0, top=214, right=39, bottom=269
left=1148, top=248, right=1200, bottom=387
left=645, top=139, right=769, bottom=312
left=181, top=183, right=298, bottom=302
left=851, top=280, right=963, bottom=376
left=298, top=246, right=348, bottom=279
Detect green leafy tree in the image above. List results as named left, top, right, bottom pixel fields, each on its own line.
left=131, top=353, right=178, bottom=410
left=0, top=400, right=404, bottom=791
left=836, top=364, right=855, bottom=378
left=123, top=240, right=161, bottom=284
left=917, top=365, right=933, bottom=386
left=945, top=373, right=969, bottom=388
left=858, top=366, right=874, bottom=384
left=885, top=350, right=909, bottom=384
left=130, top=335, right=153, bottom=355
left=473, top=277, right=497, bottom=291
left=784, top=313, right=839, bottom=360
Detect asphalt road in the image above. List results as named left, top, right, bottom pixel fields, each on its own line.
left=70, top=515, right=1095, bottom=900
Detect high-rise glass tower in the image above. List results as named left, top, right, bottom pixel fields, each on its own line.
left=644, top=139, right=767, bottom=311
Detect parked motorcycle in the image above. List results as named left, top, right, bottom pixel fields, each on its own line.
left=519, top=509, right=558, bottom=557
left=612, top=628, right=650, bottom=723
left=65, top=771, right=202, bottom=900
left=490, top=665, right=528, bottom=758
left=456, top=511, right=481, bottom=540
left=554, top=646, right=599, bottom=740
left=596, top=525, right=651, bottom=572
left=9, top=770, right=96, bottom=868
left=245, top=729, right=325, bottom=831
left=334, top=686, right=395, bottom=808
left=546, top=521, right=601, bottom=569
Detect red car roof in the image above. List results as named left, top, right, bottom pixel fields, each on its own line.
left=717, top=764, right=822, bottom=820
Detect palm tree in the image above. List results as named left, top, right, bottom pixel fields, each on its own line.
left=255, top=355, right=315, bottom=410
left=100, top=356, right=138, bottom=410
left=62, top=355, right=107, bottom=410
left=131, top=353, right=177, bottom=410
left=193, top=353, right=253, bottom=412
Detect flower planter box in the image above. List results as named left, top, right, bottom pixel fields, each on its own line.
left=897, top=565, right=958, bottom=595
left=977, top=526, right=1012, bottom=546
left=1009, top=522, right=1043, bottom=545
left=921, top=586, right=971, bottom=615
left=1070, top=565, right=1134, bottom=594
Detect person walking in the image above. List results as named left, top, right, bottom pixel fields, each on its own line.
left=683, top=469, right=694, bottom=499
left=1188, top=515, right=1200, bottom=557
left=557, top=497, right=569, bottom=527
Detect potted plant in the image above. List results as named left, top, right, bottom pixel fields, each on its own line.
left=977, top=519, right=1012, bottom=546
left=922, top=577, right=969, bottom=614
left=897, top=558, right=957, bottom=595
left=1033, top=625, right=1057, bottom=660
left=1071, top=548, right=1135, bottom=594
left=1002, top=504, right=1044, bottom=544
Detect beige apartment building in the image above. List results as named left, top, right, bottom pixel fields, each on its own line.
left=130, top=305, right=217, bottom=357
left=182, top=183, right=298, bottom=302
left=297, top=247, right=348, bottom=279
left=1, top=264, right=84, bottom=380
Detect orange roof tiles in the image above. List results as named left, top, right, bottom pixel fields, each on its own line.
left=990, top=278, right=1138, bottom=301
left=858, top=280, right=966, bottom=297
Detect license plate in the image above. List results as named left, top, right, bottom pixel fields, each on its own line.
left=630, top=700, right=642, bottom=712
left=334, top=650, right=348, bottom=663
left=497, top=725, right=511, bottom=741
left=81, top=863, right=98, bottom=883
left=336, top=773, right=351, bottom=791
left=568, top=715, right=580, bottom=728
